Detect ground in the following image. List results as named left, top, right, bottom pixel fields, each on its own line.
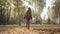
left=0, top=25, right=60, bottom=34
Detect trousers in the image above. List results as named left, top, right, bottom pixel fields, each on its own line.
left=26, top=19, right=30, bottom=29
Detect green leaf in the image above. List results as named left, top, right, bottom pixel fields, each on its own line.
left=28, top=1, right=31, bottom=5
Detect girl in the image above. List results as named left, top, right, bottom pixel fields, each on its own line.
left=24, top=7, right=32, bottom=29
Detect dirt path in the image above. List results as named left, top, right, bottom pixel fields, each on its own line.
left=0, top=25, right=60, bottom=34
left=0, top=28, right=39, bottom=34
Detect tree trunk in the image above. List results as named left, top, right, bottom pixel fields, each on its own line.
left=17, top=0, right=21, bottom=26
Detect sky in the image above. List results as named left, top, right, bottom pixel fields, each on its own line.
left=21, top=0, right=35, bottom=11
left=41, top=0, right=55, bottom=20
left=41, top=0, right=53, bottom=20
left=22, top=0, right=55, bottom=20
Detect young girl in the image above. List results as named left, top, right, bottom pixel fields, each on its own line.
left=24, top=7, right=32, bottom=29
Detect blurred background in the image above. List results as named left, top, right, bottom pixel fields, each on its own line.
left=0, top=0, right=60, bottom=26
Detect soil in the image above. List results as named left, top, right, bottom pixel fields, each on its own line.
left=0, top=26, right=60, bottom=34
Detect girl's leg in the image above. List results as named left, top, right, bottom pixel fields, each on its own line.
left=28, top=20, right=30, bottom=29
left=26, top=19, right=30, bottom=29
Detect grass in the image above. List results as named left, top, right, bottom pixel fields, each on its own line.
left=21, top=24, right=41, bottom=26
left=0, top=24, right=59, bottom=28
left=21, top=24, right=51, bottom=26
left=0, top=24, right=44, bottom=27
left=0, top=24, right=19, bottom=28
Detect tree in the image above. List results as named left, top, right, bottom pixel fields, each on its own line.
left=47, top=0, right=60, bottom=24
left=0, top=0, right=8, bottom=24
left=52, top=0, right=60, bottom=24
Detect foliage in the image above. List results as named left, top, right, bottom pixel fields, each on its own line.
left=0, top=0, right=44, bottom=25
left=53, top=0, right=60, bottom=18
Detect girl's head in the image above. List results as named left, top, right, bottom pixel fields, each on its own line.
left=28, top=7, right=31, bottom=11
left=28, top=7, right=30, bottom=10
